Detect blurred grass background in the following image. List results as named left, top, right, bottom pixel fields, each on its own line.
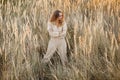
left=0, top=0, right=120, bottom=80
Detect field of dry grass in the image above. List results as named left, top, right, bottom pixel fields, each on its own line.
left=0, top=0, right=120, bottom=80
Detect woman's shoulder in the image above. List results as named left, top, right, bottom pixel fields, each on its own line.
left=48, top=21, right=55, bottom=26
left=63, top=21, right=67, bottom=26
left=48, top=21, right=52, bottom=25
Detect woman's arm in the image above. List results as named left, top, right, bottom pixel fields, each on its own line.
left=59, top=22, right=67, bottom=37
left=47, top=22, right=59, bottom=37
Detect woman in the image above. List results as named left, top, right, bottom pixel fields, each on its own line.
left=42, top=10, right=68, bottom=66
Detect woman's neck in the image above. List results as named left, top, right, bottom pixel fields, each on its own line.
left=55, top=21, right=63, bottom=27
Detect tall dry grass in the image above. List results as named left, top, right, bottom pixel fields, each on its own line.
left=0, top=0, right=120, bottom=80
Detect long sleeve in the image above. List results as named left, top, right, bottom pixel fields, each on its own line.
left=59, top=22, right=67, bottom=37
left=47, top=22, right=59, bottom=37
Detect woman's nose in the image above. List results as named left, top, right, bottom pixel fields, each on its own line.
left=59, top=17, right=62, bottom=19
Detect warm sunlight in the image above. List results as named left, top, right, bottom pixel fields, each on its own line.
left=0, top=0, right=120, bottom=80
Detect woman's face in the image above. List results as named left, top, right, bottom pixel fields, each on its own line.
left=58, top=13, right=63, bottom=19
left=57, top=12, right=63, bottom=21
